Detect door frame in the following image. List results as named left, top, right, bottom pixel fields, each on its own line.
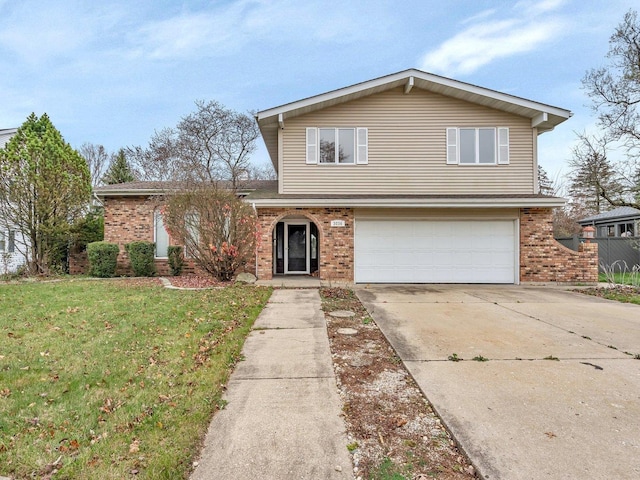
left=284, top=221, right=310, bottom=274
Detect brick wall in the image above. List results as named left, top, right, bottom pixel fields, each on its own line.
left=100, top=195, right=253, bottom=277
left=101, top=196, right=200, bottom=276
left=256, top=207, right=354, bottom=281
left=520, top=207, right=598, bottom=283
left=69, top=251, right=89, bottom=275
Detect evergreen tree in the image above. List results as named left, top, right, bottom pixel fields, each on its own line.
left=102, top=149, right=136, bottom=184
left=0, top=113, right=91, bottom=273
left=538, top=165, right=555, bottom=196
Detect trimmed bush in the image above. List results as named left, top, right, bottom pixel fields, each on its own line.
left=125, top=241, right=156, bottom=277
left=87, top=242, right=119, bottom=278
left=167, top=246, right=185, bottom=276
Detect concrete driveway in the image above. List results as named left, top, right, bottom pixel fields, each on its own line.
left=356, top=285, right=640, bottom=480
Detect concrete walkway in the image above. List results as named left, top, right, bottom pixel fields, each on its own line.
left=191, top=289, right=352, bottom=480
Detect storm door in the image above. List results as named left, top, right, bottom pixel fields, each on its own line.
left=285, top=223, right=309, bottom=274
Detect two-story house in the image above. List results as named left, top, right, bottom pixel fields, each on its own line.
left=96, top=69, right=597, bottom=283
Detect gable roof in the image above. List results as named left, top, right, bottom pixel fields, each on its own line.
left=256, top=69, right=572, bottom=167
left=0, top=128, right=18, bottom=149
left=578, top=206, right=640, bottom=224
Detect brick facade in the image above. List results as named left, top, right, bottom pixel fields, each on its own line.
left=256, top=208, right=354, bottom=281
left=94, top=198, right=598, bottom=284
left=100, top=196, right=199, bottom=276
left=520, top=207, right=598, bottom=283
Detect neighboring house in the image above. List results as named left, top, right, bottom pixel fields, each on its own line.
left=578, top=207, right=640, bottom=237
left=95, top=69, right=598, bottom=283
left=0, top=128, right=28, bottom=274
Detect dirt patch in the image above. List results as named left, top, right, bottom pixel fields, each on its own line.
left=320, top=288, right=476, bottom=480
left=575, top=285, right=640, bottom=305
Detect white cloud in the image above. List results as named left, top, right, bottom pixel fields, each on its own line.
left=420, top=0, right=568, bottom=76
left=129, top=0, right=389, bottom=61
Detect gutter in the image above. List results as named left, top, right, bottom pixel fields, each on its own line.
left=246, top=197, right=566, bottom=209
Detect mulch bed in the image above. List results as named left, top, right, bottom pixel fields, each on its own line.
left=321, top=287, right=476, bottom=480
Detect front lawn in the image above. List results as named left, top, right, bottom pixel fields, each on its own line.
left=0, top=279, right=271, bottom=479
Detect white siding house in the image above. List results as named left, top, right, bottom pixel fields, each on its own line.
left=0, top=128, right=29, bottom=274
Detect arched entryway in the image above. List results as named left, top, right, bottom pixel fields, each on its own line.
left=272, top=216, right=319, bottom=276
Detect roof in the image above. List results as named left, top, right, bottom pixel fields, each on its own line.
left=0, top=128, right=18, bottom=149
left=578, top=206, right=640, bottom=224
left=256, top=68, right=572, bottom=167
left=94, top=180, right=277, bottom=198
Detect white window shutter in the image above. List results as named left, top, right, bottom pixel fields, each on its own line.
left=497, top=127, right=509, bottom=165
left=446, top=128, right=458, bottom=164
left=306, top=128, right=317, bottom=164
left=356, top=127, right=368, bottom=165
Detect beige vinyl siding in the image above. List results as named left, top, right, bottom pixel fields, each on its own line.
left=281, top=87, right=535, bottom=195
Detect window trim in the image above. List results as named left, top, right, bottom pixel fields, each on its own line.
left=306, top=127, right=368, bottom=165
left=446, top=127, right=509, bottom=165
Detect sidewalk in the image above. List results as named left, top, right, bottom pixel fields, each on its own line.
left=191, top=289, right=353, bottom=480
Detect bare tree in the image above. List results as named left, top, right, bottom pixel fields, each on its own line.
left=567, top=132, right=627, bottom=213
left=79, top=143, right=109, bottom=187
left=127, top=128, right=181, bottom=182
left=582, top=9, right=640, bottom=207
left=246, top=162, right=277, bottom=181
left=130, top=101, right=260, bottom=188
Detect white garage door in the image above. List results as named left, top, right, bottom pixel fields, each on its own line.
left=355, top=220, right=517, bottom=283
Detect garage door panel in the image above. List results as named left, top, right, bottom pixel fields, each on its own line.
left=355, top=219, right=516, bottom=284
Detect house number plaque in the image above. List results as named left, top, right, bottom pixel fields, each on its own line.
left=330, top=220, right=346, bottom=227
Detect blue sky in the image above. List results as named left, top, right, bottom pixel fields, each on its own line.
left=0, top=0, right=633, bottom=181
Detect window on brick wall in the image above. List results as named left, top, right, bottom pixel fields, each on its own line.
left=154, top=210, right=169, bottom=258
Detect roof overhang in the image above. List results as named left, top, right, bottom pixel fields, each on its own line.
left=95, top=187, right=259, bottom=199
left=256, top=69, right=572, bottom=169
left=248, top=196, right=566, bottom=209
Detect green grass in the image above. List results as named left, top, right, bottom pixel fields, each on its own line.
left=369, top=457, right=410, bottom=479
left=599, top=272, right=640, bottom=286
left=597, top=289, right=640, bottom=305
left=0, top=279, right=271, bottom=479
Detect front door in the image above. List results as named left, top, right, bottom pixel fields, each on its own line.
left=285, top=223, right=308, bottom=273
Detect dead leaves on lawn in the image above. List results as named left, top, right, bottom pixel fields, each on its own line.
left=99, top=398, right=123, bottom=415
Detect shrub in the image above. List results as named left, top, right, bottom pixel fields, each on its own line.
left=72, top=208, right=104, bottom=252
left=167, top=246, right=184, bottom=276
left=87, top=242, right=119, bottom=278
left=125, top=241, right=156, bottom=277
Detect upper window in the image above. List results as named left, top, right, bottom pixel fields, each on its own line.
left=306, top=127, right=368, bottom=165
left=447, top=127, right=509, bottom=165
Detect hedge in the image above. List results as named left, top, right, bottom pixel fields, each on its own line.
left=87, top=242, right=119, bottom=278
left=125, top=241, right=156, bottom=277
left=167, top=246, right=184, bottom=276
